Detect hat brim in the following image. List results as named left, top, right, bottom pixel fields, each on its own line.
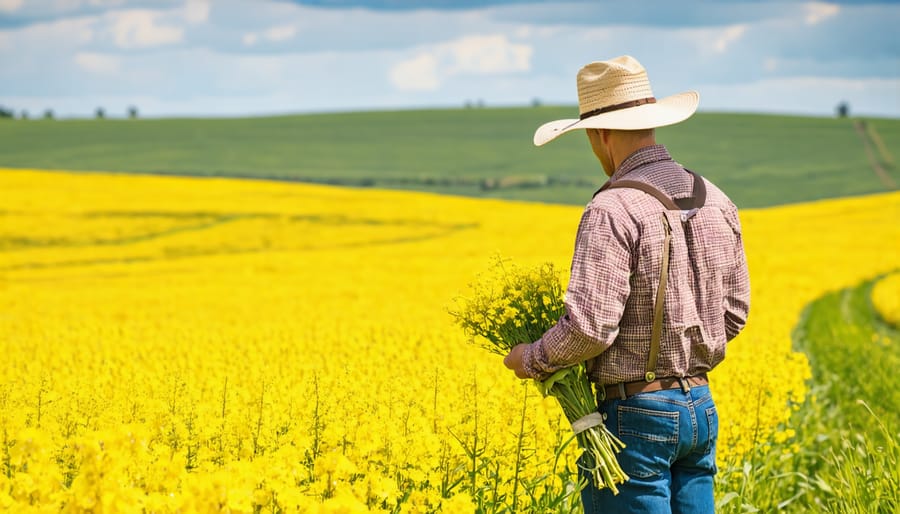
left=533, top=91, right=699, bottom=146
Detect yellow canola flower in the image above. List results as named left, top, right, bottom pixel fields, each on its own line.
left=0, top=168, right=898, bottom=511
left=872, top=271, right=900, bottom=327
left=440, top=492, right=476, bottom=513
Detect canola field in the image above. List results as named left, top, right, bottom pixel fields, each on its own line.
left=1, top=168, right=899, bottom=512
left=873, top=271, right=900, bottom=326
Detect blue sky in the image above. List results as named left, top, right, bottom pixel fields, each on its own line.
left=1, top=0, right=897, bottom=118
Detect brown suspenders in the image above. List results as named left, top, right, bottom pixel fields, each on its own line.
left=595, top=171, right=707, bottom=382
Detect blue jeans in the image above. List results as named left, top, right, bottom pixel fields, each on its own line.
left=580, top=384, right=718, bottom=514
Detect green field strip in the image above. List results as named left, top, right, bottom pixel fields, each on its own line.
left=3, top=110, right=898, bottom=209
left=715, top=276, right=900, bottom=513
left=793, top=274, right=900, bottom=431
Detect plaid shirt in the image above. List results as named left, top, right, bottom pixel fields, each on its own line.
left=522, top=145, right=750, bottom=385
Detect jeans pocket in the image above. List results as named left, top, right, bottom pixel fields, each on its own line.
left=615, top=405, right=679, bottom=479
left=704, top=405, right=719, bottom=456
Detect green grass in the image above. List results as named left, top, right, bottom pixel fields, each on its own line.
left=798, top=275, right=900, bottom=427
left=716, top=275, right=900, bottom=513
left=1, top=108, right=898, bottom=208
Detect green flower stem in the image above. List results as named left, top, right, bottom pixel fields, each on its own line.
left=534, top=366, right=629, bottom=493
left=450, top=261, right=628, bottom=493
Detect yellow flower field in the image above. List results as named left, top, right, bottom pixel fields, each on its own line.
left=1, top=168, right=899, bottom=512
left=872, top=271, right=900, bottom=327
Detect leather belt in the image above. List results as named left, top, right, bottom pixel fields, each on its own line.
left=600, top=373, right=709, bottom=402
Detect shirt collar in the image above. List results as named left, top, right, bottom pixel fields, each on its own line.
left=610, top=144, right=673, bottom=181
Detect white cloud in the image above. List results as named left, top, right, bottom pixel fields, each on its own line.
left=241, top=24, right=297, bottom=46
left=1, top=92, right=306, bottom=119
left=74, top=52, right=120, bottom=74
left=229, top=54, right=287, bottom=86
left=678, top=23, right=748, bottom=58
left=2, top=0, right=896, bottom=119
left=0, top=16, right=96, bottom=70
left=805, top=2, right=840, bottom=26
left=0, top=0, right=23, bottom=13
left=514, top=24, right=564, bottom=41
left=109, top=9, right=184, bottom=48
left=183, top=0, right=210, bottom=24
left=264, top=24, right=296, bottom=42
left=713, top=24, right=747, bottom=54
left=389, top=53, right=439, bottom=91
left=388, top=34, right=532, bottom=92
left=698, top=76, right=900, bottom=117
left=444, top=34, right=531, bottom=74
left=89, top=0, right=129, bottom=7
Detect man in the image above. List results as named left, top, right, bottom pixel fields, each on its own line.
left=503, top=55, right=750, bottom=513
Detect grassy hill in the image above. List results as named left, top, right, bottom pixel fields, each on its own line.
left=1, top=107, right=898, bottom=208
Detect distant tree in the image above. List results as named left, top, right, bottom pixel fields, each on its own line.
left=20, top=110, right=29, bottom=120
left=464, top=100, right=474, bottom=109
left=96, top=107, right=105, bottom=119
left=531, top=97, right=542, bottom=108
left=43, top=109, right=54, bottom=120
left=0, top=105, right=13, bottom=119
left=476, top=99, right=485, bottom=109
left=128, top=105, right=139, bottom=119
left=836, top=101, right=849, bottom=118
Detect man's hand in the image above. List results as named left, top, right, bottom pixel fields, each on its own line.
left=503, top=343, right=530, bottom=379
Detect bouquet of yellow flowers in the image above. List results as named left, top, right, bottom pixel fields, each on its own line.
left=450, top=258, right=628, bottom=494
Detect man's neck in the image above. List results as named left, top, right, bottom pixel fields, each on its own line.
left=611, top=139, right=658, bottom=172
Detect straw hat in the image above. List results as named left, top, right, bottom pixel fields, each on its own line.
left=533, top=55, right=699, bottom=146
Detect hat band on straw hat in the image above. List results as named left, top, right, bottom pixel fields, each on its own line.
left=579, top=96, right=657, bottom=120
left=533, top=56, right=699, bottom=146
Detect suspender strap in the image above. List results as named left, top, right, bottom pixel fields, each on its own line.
left=595, top=170, right=707, bottom=211
left=681, top=171, right=707, bottom=210
left=594, top=169, right=706, bottom=383
left=607, top=180, right=678, bottom=209
left=646, top=214, right=671, bottom=382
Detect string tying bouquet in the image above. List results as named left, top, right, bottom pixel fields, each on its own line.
left=450, top=258, right=628, bottom=494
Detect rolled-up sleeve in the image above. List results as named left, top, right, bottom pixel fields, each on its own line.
left=723, top=206, right=750, bottom=341
left=522, top=206, right=633, bottom=380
